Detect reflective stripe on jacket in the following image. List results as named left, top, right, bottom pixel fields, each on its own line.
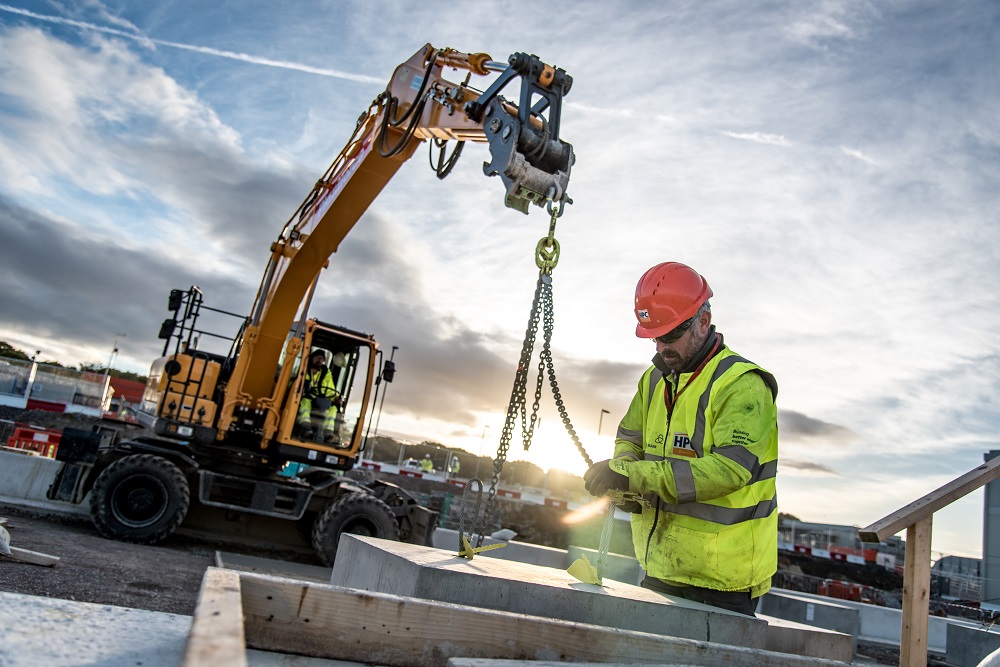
left=614, top=345, right=778, bottom=596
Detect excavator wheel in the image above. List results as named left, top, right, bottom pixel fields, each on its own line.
left=311, top=493, right=400, bottom=567
left=90, top=454, right=190, bottom=545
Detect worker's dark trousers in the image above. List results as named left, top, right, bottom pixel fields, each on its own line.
left=640, top=576, right=758, bottom=617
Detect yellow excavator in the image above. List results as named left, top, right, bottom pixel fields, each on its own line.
left=48, top=44, right=575, bottom=566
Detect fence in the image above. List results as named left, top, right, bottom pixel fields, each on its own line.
left=0, top=359, right=108, bottom=415
left=0, top=420, right=63, bottom=458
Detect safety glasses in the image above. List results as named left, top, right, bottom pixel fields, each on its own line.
left=654, top=315, right=696, bottom=344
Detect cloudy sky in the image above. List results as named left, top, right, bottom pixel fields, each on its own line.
left=1, top=1, right=997, bottom=558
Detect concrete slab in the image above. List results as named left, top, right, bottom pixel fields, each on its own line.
left=759, top=614, right=855, bottom=664
left=0, top=450, right=71, bottom=504
left=759, top=589, right=860, bottom=654
left=760, top=587, right=946, bottom=655
left=214, top=550, right=332, bottom=582
left=0, top=591, right=190, bottom=667
left=432, top=527, right=566, bottom=568
left=946, top=622, right=1000, bottom=667
left=331, top=534, right=767, bottom=651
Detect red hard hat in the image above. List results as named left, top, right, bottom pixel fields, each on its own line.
left=634, top=262, right=713, bottom=338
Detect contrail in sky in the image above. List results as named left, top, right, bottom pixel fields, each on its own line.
left=0, top=3, right=383, bottom=84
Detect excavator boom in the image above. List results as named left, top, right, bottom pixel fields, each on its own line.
left=219, top=44, right=574, bottom=445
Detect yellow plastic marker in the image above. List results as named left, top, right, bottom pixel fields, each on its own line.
left=566, top=552, right=602, bottom=585
left=458, top=534, right=507, bottom=560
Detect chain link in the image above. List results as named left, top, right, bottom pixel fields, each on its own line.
left=464, top=205, right=596, bottom=549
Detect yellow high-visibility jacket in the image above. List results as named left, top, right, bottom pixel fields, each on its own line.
left=614, top=344, right=778, bottom=597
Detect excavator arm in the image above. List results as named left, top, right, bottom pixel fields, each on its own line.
left=218, top=44, right=575, bottom=442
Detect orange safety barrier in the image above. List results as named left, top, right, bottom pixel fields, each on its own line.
left=5, top=425, right=62, bottom=458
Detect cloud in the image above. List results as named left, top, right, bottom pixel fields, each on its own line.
left=840, top=145, right=879, bottom=166
left=1, top=0, right=998, bottom=557
left=0, top=3, right=382, bottom=83
left=781, top=459, right=839, bottom=475
left=720, top=131, right=792, bottom=147
left=779, top=410, right=855, bottom=444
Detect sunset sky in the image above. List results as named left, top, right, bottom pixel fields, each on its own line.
left=1, top=1, right=997, bottom=558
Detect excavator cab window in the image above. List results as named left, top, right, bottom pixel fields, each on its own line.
left=287, top=327, right=373, bottom=457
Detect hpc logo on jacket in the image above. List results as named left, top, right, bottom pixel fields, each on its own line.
left=672, top=434, right=697, bottom=458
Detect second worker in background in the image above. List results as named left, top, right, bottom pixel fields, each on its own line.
left=584, top=261, right=779, bottom=616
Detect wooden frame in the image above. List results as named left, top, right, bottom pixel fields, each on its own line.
left=181, top=568, right=849, bottom=667
left=859, top=454, right=1000, bottom=667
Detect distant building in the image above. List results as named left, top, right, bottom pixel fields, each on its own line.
left=108, top=376, right=145, bottom=413
left=0, top=358, right=109, bottom=417
left=931, top=555, right=982, bottom=602
left=779, top=517, right=906, bottom=569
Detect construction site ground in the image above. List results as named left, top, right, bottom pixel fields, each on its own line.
left=0, top=502, right=319, bottom=616
left=0, top=501, right=923, bottom=665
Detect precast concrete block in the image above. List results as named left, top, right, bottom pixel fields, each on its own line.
left=0, top=450, right=62, bottom=501
left=946, top=622, right=1000, bottom=667
left=0, top=591, right=190, bottom=667
left=432, top=527, right=566, bottom=568
left=332, top=534, right=766, bottom=650
left=758, top=589, right=859, bottom=654
left=757, top=614, right=855, bottom=664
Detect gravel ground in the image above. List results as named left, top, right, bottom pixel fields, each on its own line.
left=0, top=503, right=312, bottom=616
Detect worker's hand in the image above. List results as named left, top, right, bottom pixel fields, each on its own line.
left=618, top=500, right=644, bottom=514
left=584, top=459, right=630, bottom=498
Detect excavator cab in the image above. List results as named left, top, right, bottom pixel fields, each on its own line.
left=275, top=320, right=377, bottom=470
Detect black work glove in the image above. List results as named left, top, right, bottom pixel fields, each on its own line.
left=619, top=500, right=643, bottom=514
left=583, top=458, right=631, bottom=498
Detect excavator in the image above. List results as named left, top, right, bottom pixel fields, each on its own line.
left=47, top=44, right=575, bottom=566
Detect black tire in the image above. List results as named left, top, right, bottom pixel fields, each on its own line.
left=311, top=493, right=400, bottom=567
left=89, top=454, right=190, bottom=545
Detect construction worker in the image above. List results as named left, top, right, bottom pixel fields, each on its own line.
left=584, top=262, right=778, bottom=616
left=298, top=349, right=341, bottom=443
left=419, top=454, right=434, bottom=473
left=448, top=456, right=461, bottom=478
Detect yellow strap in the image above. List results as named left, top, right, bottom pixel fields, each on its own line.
left=458, top=535, right=507, bottom=560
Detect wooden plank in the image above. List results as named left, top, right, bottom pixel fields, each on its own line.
left=182, top=567, right=248, bottom=667
left=899, top=516, right=932, bottom=667
left=859, top=456, right=1000, bottom=543
left=238, top=572, right=847, bottom=667
left=1, top=546, right=60, bottom=567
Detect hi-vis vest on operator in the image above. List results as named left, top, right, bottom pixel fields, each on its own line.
left=620, top=261, right=779, bottom=597
left=615, top=350, right=778, bottom=596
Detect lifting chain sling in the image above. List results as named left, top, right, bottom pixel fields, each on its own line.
left=460, top=199, right=596, bottom=553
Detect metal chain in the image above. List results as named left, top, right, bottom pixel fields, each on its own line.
left=461, top=202, right=601, bottom=549
left=458, top=477, right=485, bottom=549
left=538, top=276, right=593, bottom=467
left=471, top=274, right=545, bottom=547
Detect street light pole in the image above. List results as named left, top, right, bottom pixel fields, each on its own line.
left=101, top=334, right=126, bottom=412
left=23, top=350, right=41, bottom=403
left=598, top=408, right=610, bottom=436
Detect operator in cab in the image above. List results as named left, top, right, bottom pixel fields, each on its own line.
left=298, top=349, right=342, bottom=444
left=584, top=262, right=779, bottom=617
